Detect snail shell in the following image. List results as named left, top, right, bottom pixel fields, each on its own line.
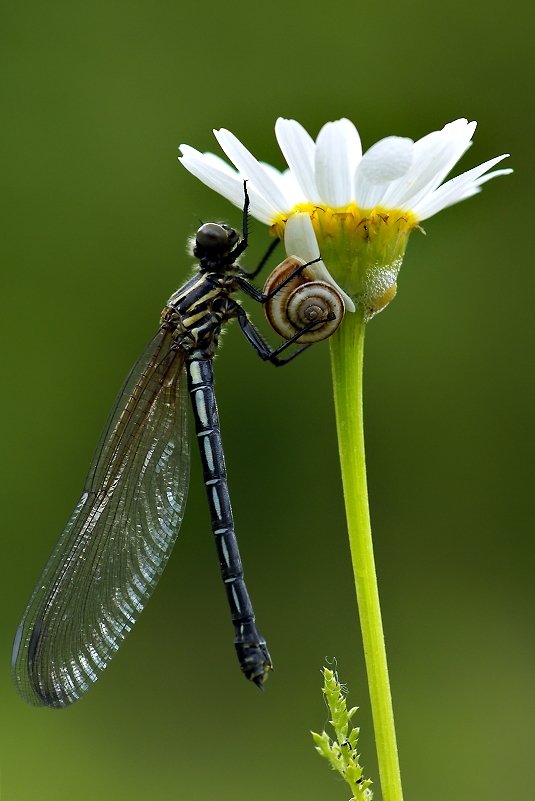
left=263, top=256, right=345, bottom=343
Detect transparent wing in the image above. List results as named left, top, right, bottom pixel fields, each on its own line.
left=12, top=327, right=190, bottom=708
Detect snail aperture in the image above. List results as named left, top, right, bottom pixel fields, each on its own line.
left=262, top=256, right=345, bottom=344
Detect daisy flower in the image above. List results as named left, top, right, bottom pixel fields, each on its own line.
left=179, top=118, right=511, bottom=317
left=181, top=119, right=511, bottom=801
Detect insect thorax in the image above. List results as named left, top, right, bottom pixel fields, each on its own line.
left=161, top=270, right=240, bottom=355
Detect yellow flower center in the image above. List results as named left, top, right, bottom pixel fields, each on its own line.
left=270, top=202, right=420, bottom=317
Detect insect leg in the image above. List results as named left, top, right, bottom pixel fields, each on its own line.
left=235, top=257, right=322, bottom=303
left=241, top=180, right=250, bottom=249
left=186, top=356, right=272, bottom=686
left=239, top=237, right=280, bottom=279
left=226, top=181, right=251, bottom=263
left=236, top=307, right=316, bottom=366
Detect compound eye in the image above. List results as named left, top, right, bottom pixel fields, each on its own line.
left=196, top=223, right=229, bottom=251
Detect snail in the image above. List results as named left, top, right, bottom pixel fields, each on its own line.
left=262, top=256, right=345, bottom=343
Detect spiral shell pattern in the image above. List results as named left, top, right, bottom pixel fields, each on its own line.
left=263, top=257, right=344, bottom=343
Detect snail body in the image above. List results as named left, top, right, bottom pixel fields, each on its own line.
left=262, top=257, right=345, bottom=343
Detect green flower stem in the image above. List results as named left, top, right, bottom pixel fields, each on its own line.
left=330, top=309, right=403, bottom=801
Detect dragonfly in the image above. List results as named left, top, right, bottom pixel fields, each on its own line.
left=11, top=186, right=344, bottom=709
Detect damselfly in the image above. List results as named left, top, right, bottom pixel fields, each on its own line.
left=12, top=187, right=344, bottom=708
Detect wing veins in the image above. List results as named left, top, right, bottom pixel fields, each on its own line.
left=12, top=330, right=190, bottom=707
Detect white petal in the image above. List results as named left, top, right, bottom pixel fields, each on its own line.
left=284, top=213, right=355, bottom=312
left=406, top=120, right=477, bottom=207
left=275, top=118, right=321, bottom=204
left=279, top=168, right=307, bottom=206
left=181, top=147, right=239, bottom=177
left=354, top=179, right=388, bottom=211
left=358, top=137, right=414, bottom=183
left=469, top=167, right=513, bottom=187
left=284, top=211, right=321, bottom=262
left=214, top=129, right=290, bottom=212
left=258, top=160, right=284, bottom=180
left=179, top=145, right=277, bottom=224
left=460, top=186, right=482, bottom=201
left=315, top=118, right=362, bottom=208
left=354, top=136, right=413, bottom=209
left=259, top=162, right=305, bottom=206
left=383, top=119, right=477, bottom=209
left=413, top=154, right=510, bottom=220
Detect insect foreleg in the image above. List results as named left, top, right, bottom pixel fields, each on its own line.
left=236, top=307, right=314, bottom=366
left=239, top=237, right=280, bottom=280
left=235, top=257, right=321, bottom=304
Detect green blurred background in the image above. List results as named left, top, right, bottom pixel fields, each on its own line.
left=1, top=1, right=533, bottom=799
